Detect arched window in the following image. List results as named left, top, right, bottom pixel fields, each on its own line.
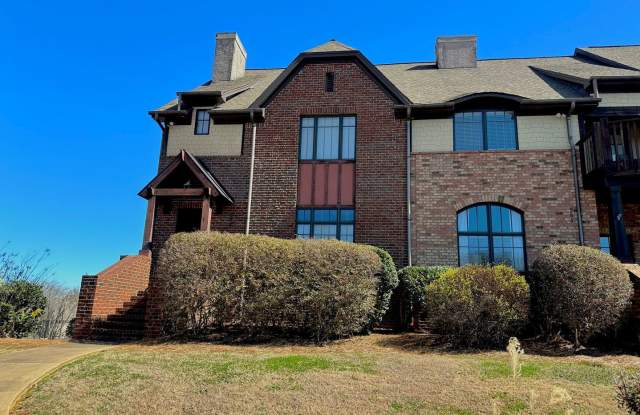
left=457, top=203, right=525, bottom=271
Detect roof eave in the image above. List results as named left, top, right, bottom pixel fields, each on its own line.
left=209, top=108, right=266, bottom=124
left=397, top=97, right=601, bottom=118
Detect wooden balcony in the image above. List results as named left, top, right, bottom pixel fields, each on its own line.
left=579, top=118, right=640, bottom=188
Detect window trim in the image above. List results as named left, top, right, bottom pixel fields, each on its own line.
left=194, top=109, right=211, bottom=135
left=453, top=110, right=519, bottom=152
left=296, top=207, right=355, bottom=242
left=456, top=202, right=527, bottom=271
left=299, top=115, right=357, bottom=161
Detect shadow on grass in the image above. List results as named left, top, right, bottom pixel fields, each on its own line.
left=372, top=331, right=640, bottom=358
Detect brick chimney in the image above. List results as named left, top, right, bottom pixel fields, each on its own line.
left=213, top=32, right=247, bottom=81
left=436, top=36, right=477, bottom=69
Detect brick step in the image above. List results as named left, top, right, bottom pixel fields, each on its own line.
left=106, top=313, right=146, bottom=322
left=120, top=299, right=146, bottom=309
left=115, top=304, right=146, bottom=314
left=93, top=320, right=145, bottom=331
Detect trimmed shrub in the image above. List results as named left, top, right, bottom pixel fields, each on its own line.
left=396, top=266, right=450, bottom=329
left=530, top=244, right=633, bottom=346
left=0, top=279, right=46, bottom=338
left=367, top=247, right=399, bottom=328
left=157, top=232, right=382, bottom=343
left=425, top=264, right=529, bottom=348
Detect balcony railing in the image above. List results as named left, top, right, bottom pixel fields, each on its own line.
left=580, top=118, right=640, bottom=176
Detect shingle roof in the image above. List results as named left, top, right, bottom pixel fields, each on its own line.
left=577, top=45, right=640, bottom=71
left=154, top=42, right=640, bottom=112
left=156, top=69, right=283, bottom=111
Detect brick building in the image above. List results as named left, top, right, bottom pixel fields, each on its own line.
left=74, top=33, right=640, bottom=339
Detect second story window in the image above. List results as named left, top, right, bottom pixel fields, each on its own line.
left=300, top=116, right=356, bottom=161
left=194, top=109, right=210, bottom=135
left=454, top=111, right=517, bottom=151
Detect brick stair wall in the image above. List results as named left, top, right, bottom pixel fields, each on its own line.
left=73, top=253, right=151, bottom=340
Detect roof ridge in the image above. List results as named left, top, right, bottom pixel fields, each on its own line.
left=584, top=44, right=640, bottom=49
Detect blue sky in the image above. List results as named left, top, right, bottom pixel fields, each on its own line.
left=1, top=0, right=639, bottom=286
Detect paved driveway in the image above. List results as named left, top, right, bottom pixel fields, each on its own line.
left=0, top=341, right=112, bottom=415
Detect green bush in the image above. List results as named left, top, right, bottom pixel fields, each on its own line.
left=0, top=279, right=46, bottom=338
left=617, top=371, right=640, bottom=415
left=396, top=266, right=450, bottom=329
left=157, top=232, right=383, bottom=343
left=530, top=244, right=633, bottom=346
left=425, top=264, right=529, bottom=348
left=367, top=247, right=399, bottom=328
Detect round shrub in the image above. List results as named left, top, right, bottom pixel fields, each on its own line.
left=530, top=244, right=633, bottom=346
left=367, top=247, right=399, bottom=328
left=425, top=264, right=529, bottom=348
left=396, top=266, right=450, bottom=329
left=157, top=232, right=382, bottom=343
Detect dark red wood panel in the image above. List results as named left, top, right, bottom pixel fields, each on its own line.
left=297, top=164, right=313, bottom=205
left=340, top=163, right=354, bottom=206
left=298, top=162, right=355, bottom=207
left=313, top=164, right=327, bottom=205
left=327, top=164, right=339, bottom=205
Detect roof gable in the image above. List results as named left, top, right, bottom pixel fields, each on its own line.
left=250, top=47, right=410, bottom=108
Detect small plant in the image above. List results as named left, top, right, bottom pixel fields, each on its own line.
left=617, top=371, right=640, bottom=414
left=506, top=337, right=524, bottom=379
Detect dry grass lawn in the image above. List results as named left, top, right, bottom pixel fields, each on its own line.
left=11, top=334, right=640, bottom=415
left=0, top=338, right=67, bottom=355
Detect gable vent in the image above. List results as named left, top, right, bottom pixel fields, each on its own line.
left=325, top=72, right=335, bottom=92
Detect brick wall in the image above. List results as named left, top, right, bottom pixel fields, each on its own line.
left=74, top=253, right=151, bottom=339
left=410, top=149, right=600, bottom=268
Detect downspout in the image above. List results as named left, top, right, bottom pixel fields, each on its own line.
left=406, top=106, right=413, bottom=266
left=592, top=78, right=600, bottom=98
left=245, top=111, right=257, bottom=235
left=240, top=110, right=258, bottom=320
left=566, top=101, right=585, bottom=245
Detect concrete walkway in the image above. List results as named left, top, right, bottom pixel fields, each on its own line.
left=0, top=341, right=112, bottom=415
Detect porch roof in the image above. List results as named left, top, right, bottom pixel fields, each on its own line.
left=138, top=150, right=233, bottom=203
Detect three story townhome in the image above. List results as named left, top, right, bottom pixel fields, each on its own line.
left=74, top=34, right=640, bottom=339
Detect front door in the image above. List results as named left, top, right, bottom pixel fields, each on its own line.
left=175, top=208, right=201, bottom=233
